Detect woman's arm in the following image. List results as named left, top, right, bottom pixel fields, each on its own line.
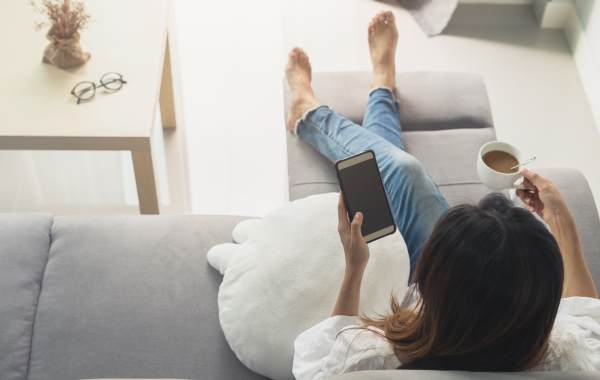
left=332, top=195, right=370, bottom=316
left=517, top=169, right=598, bottom=298
left=547, top=211, right=597, bottom=298
left=332, top=267, right=366, bottom=316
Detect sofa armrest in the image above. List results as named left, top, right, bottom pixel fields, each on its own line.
left=331, top=370, right=600, bottom=380
left=536, top=168, right=600, bottom=292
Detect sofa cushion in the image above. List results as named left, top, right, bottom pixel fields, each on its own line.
left=288, top=127, right=496, bottom=206
left=0, top=214, right=51, bottom=380
left=27, top=215, right=266, bottom=380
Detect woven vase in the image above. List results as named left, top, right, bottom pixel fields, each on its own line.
left=42, top=32, right=91, bottom=70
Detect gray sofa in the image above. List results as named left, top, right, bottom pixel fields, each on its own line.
left=1, top=72, right=598, bottom=380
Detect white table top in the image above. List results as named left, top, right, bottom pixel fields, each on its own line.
left=0, top=0, right=169, bottom=148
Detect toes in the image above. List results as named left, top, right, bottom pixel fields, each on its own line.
left=384, top=12, right=395, bottom=25
left=381, top=13, right=391, bottom=25
left=371, top=11, right=384, bottom=26
left=289, top=47, right=308, bottom=63
left=370, top=22, right=377, bottom=34
left=371, top=11, right=394, bottom=28
left=290, top=47, right=301, bottom=57
left=288, top=48, right=311, bottom=69
left=298, top=49, right=309, bottom=62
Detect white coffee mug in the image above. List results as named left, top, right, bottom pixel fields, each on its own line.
left=477, top=141, right=523, bottom=190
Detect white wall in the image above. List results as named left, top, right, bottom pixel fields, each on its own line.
left=564, top=0, right=600, bottom=131
left=173, top=0, right=288, bottom=217
left=575, top=1, right=600, bottom=61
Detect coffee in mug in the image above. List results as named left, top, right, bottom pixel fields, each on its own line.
left=477, top=141, right=523, bottom=190
left=482, top=150, right=519, bottom=174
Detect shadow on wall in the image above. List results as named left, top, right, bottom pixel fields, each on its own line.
left=374, top=0, right=428, bottom=10
left=374, top=1, right=537, bottom=26
left=373, top=1, right=565, bottom=52
left=443, top=3, right=567, bottom=53
left=576, top=0, right=598, bottom=29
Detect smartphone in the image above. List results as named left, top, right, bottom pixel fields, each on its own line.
left=335, top=150, right=396, bottom=243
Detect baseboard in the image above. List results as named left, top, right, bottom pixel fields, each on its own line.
left=535, top=0, right=600, bottom=132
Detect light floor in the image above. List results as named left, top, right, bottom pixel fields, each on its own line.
left=2, top=1, right=599, bottom=218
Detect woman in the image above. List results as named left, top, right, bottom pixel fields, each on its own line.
left=288, top=11, right=600, bottom=378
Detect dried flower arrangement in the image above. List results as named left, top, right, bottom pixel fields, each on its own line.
left=29, top=0, right=91, bottom=69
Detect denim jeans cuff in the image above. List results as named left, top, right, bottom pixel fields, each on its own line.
left=293, top=105, right=330, bottom=135
left=369, top=86, right=398, bottom=100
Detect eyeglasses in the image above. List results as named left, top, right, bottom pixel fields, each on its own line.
left=71, top=72, right=127, bottom=104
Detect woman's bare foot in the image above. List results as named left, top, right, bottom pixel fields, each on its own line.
left=368, top=11, right=398, bottom=90
left=285, top=48, right=320, bottom=133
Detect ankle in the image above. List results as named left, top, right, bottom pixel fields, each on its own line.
left=372, top=72, right=396, bottom=92
left=288, top=95, right=321, bottom=133
left=296, top=97, right=320, bottom=115
left=293, top=83, right=318, bottom=103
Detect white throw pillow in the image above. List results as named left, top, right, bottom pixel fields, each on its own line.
left=207, top=193, right=410, bottom=380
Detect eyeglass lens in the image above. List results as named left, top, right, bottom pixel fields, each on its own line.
left=72, top=82, right=96, bottom=101
left=100, top=72, right=125, bottom=91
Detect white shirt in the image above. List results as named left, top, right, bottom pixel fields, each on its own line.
left=292, top=297, right=600, bottom=379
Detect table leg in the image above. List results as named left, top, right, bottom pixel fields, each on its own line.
left=160, top=35, right=177, bottom=130
left=132, top=146, right=159, bottom=214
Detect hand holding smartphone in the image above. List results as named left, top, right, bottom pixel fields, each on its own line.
left=335, top=150, right=396, bottom=243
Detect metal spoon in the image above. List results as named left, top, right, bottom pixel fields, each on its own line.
left=511, top=156, right=537, bottom=171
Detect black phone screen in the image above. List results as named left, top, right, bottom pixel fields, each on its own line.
left=337, top=152, right=395, bottom=239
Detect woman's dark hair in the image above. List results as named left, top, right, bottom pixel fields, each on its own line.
left=363, top=193, right=564, bottom=371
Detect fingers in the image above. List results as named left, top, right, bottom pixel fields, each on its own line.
left=521, top=167, right=561, bottom=207
left=520, top=168, right=545, bottom=188
left=516, top=188, right=544, bottom=214
left=338, top=194, right=350, bottom=231
left=518, top=189, right=535, bottom=204
left=517, top=190, right=536, bottom=212
left=515, top=188, right=527, bottom=202
left=519, top=178, right=536, bottom=190
left=351, top=212, right=364, bottom=241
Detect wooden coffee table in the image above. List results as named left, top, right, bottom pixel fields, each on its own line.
left=0, top=0, right=179, bottom=214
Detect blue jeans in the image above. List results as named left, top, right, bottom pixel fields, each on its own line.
left=297, top=88, right=449, bottom=273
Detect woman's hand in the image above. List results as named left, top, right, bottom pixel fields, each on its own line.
left=516, top=168, right=569, bottom=224
left=517, top=168, right=598, bottom=298
left=337, top=194, right=370, bottom=272
left=331, top=194, right=370, bottom=316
